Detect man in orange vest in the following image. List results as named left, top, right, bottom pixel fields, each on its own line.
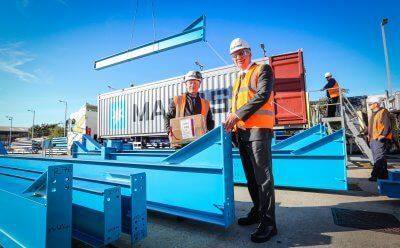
left=366, top=96, right=391, bottom=181
left=223, top=38, right=276, bottom=243
left=322, top=72, right=341, bottom=117
left=164, top=70, right=215, bottom=142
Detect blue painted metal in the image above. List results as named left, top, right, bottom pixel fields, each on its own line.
left=0, top=141, right=6, bottom=155
left=271, top=124, right=326, bottom=152
left=94, top=16, right=206, bottom=70
left=378, top=170, right=400, bottom=198
left=0, top=163, right=123, bottom=247
left=1, top=126, right=234, bottom=228
left=105, top=139, right=125, bottom=152
left=73, top=124, right=347, bottom=190
left=0, top=164, right=72, bottom=248
left=82, top=134, right=102, bottom=151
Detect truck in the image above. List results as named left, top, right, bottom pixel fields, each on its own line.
left=97, top=50, right=308, bottom=147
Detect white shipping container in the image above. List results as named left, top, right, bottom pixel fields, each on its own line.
left=98, top=50, right=308, bottom=139
left=98, top=58, right=268, bottom=138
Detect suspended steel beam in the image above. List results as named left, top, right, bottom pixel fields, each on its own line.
left=94, top=15, right=206, bottom=70
left=0, top=164, right=73, bottom=248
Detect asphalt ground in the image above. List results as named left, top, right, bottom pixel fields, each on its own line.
left=109, top=165, right=400, bottom=248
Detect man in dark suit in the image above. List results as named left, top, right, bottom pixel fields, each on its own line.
left=164, top=70, right=215, bottom=145
left=223, top=38, right=277, bottom=243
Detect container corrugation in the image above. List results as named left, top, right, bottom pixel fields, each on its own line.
left=98, top=50, right=307, bottom=138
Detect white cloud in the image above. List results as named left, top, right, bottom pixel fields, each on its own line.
left=0, top=42, right=52, bottom=84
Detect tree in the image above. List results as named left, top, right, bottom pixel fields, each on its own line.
left=28, top=123, right=65, bottom=138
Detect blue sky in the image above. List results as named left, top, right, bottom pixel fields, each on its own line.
left=0, top=0, right=399, bottom=127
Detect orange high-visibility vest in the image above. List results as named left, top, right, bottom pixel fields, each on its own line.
left=328, top=81, right=341, bottom=98
left=173, top=93, right=210, bottom=120
left=231, top=63, right=274, bottom=129
left=372, top=108, right=392, bottom=140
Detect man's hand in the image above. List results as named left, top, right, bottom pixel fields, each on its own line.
left=167, top=127, right=173, bottom=141
left=223, top=113, right=240, bottom=132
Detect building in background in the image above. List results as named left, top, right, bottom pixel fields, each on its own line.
left=0, top=126, right=29, bottom=146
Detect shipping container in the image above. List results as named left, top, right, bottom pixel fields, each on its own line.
left=98, top=50, right=307, bottom=139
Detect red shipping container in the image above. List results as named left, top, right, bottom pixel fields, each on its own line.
left=270, top=50, right=307, bottom=126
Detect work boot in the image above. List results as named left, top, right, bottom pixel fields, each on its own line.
left=250, top=223, right=278, bottom=243
left=368, top=176, right=377, bottom=182
left=238, top=208, right=260, bottom=226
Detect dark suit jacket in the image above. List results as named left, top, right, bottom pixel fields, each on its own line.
left=234, top=63, right=274, bottom=142
left=164, top=93, right=215, bottom=132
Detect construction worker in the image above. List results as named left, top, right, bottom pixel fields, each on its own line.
left=223, top=38, right=276, bottom=243
left=366, top=96, right=391, bottom=181
left=322, top=72, right=341, bottom=117
left=164, top=70, right=215, bottom=142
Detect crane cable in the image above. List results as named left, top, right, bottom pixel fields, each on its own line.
left=150, top=0, right=156, bottom=43
left=131, top=0, right=139, bottom=46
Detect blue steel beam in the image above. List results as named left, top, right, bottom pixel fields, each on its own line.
left=0, top=163, right=146, bottom=245
left=378, top=170, right=400, bottom=198
left=0, top=141, right=6, bottom=155
left=94, top=16, right=206, bottom=70
left=271, top=124, right=326, bottom=152
left=0, top=164, right=122, bottom=247
left=73, top=125, right=347, bottom=190
left=0, top=164, right=72, bottom=248
left=1, top=126, right=234, bottom=227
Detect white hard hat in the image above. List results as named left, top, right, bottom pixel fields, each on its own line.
left=230, top=38, right=251, bottom=54
left=184, top=70, right=202, bottom=82
left=367, top=96, right=383, bottom=104
left=325, top=72, right=332, bottom=78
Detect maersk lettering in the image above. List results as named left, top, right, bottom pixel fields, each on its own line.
left=128, top=89, right=231, bottom=122
left=132, top=102, right=149, bottom=121
left=151, top=100, right=165, bottom=120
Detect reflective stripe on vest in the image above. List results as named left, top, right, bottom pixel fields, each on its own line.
left=328, top=81, right=340, bottom=98
left=231, top=63, right=274, bottom=129
left=173, top=93, right=210, bottom=120
left=372, top=108, right=392, bottom=140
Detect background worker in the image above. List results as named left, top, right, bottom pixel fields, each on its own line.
left=164, top=70, right=214, bottom=141
left=322, top=72, right=341, bottom=117
left=223, top=38, right=277, bottom=243
left=366, top=96, right=391, bottom=181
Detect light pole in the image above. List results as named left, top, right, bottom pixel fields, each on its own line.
left=5, top=116, right=13, bottom=147
left=381, top=18, right=392, bottom=95
left=58, top=100, right=67, bottom=137
left=27, top=109, right=35, bottom=139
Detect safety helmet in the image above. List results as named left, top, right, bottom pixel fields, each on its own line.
left=325, top=72, right=332, bottom=78
left=367, top=96, right=383, bottom=104
left=230, top=38, right=251, bottom=54
left=184, top=70, right=202, bottom=82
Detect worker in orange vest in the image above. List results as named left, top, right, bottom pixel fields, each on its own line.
left=164, top=70, right=215, bottom=142
left=366, top=96, right=391, bottom=181
left=223, top=38, right=276, bottom=243
left=322, top=72, right=341, bottom=117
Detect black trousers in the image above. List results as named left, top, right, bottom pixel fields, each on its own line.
left=327, top=97, right=339, bottom=117
left=370, top=139, right=389, bottom=179
left=238, top=131, right=276, bottom=227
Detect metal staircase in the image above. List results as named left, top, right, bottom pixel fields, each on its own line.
left=321, top=93, right=373, bottom=163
